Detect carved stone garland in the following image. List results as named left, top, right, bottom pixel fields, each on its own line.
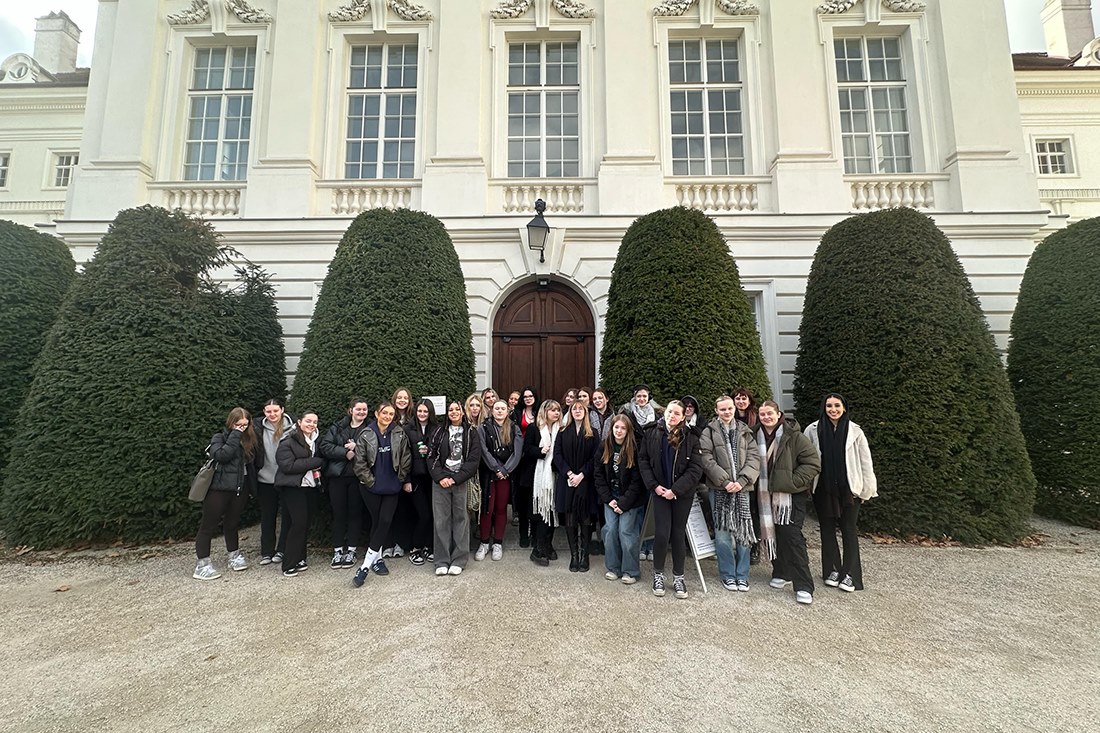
left=329, top=0, right=433, bottom=22
left=490, top=0, right=596, bottom=20
left=167, top=0, right=272, bottom=25
left=654, top=0, right=759, bottom=16
left=818, top=0, right=926, bottom=13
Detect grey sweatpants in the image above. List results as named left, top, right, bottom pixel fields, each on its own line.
left=432, top=481, right=469, bottom=569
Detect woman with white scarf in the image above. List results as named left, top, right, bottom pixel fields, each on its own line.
left=529, top=400, right=563, bottom=566
left=274, top=411, right=325, bottom=578
left=755, top=400, right=821, bottom=605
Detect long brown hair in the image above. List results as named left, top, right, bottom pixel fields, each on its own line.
left=601, top=414, right=636, bottom=468
left=733, top=387, right=759, bottom=427
left=568, top=400, right=594, bottom=438
left=263, top=398, right=287, bottom=441
left=491, top=400, right=514, bottom=445
left=390, top=387, right=414, bottom=425
left=664, top=399, right=686, bottom=448
left=226, top=407, right=257, bottom=461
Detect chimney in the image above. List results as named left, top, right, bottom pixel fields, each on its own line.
left=33, top=10, right=81, bottom=74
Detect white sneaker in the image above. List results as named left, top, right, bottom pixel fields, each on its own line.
left=475, top=542, right=489, bottom=561
left=639, top=551, right=647, bottom=561
left=646, top=552, right=654, bottom=561
left=392, top=545, right=405, bottom=558
left=382, top=547, right=394, bottom=559
left=491, top=544, right=503, bottom=561
left=621, top=576, right=637, bottom=585
left=447, top=565, right=463, bottom=576
left=769, top=577, right=791, bottom=589
left=193, top=558, right=221, bottom=580
left=605, top=571, right=619, bottom=581
left=435, top=566, right=449, bottom=576
left=796, top=591, right=813, bottom=605
left=227, top=550, right=248, bottom=572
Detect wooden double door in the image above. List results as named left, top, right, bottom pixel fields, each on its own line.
left=492, top=281, right=595, bottom=404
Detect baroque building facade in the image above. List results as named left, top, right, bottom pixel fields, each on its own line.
left=1, top=0, right=1050, bottom=403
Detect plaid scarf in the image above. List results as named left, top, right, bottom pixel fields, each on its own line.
left=756, top=424, right=792, bottom=562
left=712, top=422, right=756, bottom=546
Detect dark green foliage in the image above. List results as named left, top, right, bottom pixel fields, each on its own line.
left=599, top=206, right=771, bottom=407
left=229, top=264, right=287, bottom=413
left=0, top=220, right=76, bottom=475
left=1, top=206, right=283, bottom=547
left=1008, top=218, right=1100, bottom=528
left=289, top=208, right=475, bottom=425
left=793, top=208, right=1035, bottom=544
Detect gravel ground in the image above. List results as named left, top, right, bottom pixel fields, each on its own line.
left=0, top=516, right=1097, bottom=733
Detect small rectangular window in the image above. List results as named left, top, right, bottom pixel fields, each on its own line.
left=0, top=153, right=9, bottom=188
left=53, top=153, right=79, bottom=188
left=1035, top=139, right=1074, bottom=175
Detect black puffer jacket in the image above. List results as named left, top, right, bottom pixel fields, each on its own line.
left=638, top=419, right=704, bottom=498
left=405, top=419, right=437, bottom=478
left=209, top=429, right=255, bottom=494
left=274, top=429, right=325, bottom=489
left=319, top=416, right=369, bottom=478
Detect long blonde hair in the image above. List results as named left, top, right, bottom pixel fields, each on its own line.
left=568, top=400, right=593, bottom=438
left=464, top=393, right=485, bottom=427
left=537, top=399, right=562, bottom=430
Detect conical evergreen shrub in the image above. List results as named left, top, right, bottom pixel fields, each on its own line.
left=0, top=220, right=76, bottom=475
left=229, top=264, right=287, bottom=413
left=1, top=206, right=282, bottom=547
left=599, top=206, right=770, bottom=406
left=1008, top=218, right=1100, bottom=528
left=793, top=207, right=1034, bottom=544
left=289, top=208, right=475, bottom=424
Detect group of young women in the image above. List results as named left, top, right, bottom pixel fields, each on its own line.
left=193, top=384, right=877, bottom=605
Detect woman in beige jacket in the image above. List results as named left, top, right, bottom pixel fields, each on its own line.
left=805, top=393, right=877, bottom=593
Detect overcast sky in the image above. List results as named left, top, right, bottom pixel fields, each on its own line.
left=1, top=0, right=1098, bottom=68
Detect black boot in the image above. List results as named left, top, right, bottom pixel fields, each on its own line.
left=519, top=519, right=530, bottom=549
left=547, top=525, right=558, bottom=561
left=567, top=527, right=580, bottom=572
left=530, top=517, right=549, bottom=567
left=578, top=524, right=591, bottom=572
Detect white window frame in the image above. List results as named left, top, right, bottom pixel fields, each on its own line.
left=321, top=26, right=430, bottom=182
left=489, top=17, right=596, bottom=180
left=1033, top=136, right=1076, bottom=177
left=505, top=39, right=581, bottom=179
left=343, top=41, right=420, bottom=180
left=740, top=279, right=782, bottom=400
left=183, top=45, right=257, bottom=182
left=44, top=151, right=79, bottom=190
left=0, top=151, right=10, bottom=189
left=156, top=25, right=271, bottom=184
left=654, top=17, right=766, bottom=179
left=667, top=38, right=747, bottom=176
left=822, top=14, right=937, bottom=177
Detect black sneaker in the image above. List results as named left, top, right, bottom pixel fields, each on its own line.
left=409, top=549, right=426, bottom=566
left=653, top=572, right=666, bottom=597
left=282, top=566, right=299, bottom=578
left=825, top=571, right=840, bottom=587
left=296, top=560, right=309, bottom=572
left=341, top=550, right=356, bottom=569
left=673, top=575, right=688, bottom=599
left=371, top=559, right=390, bottom=576
left=352, top=566, right=368, bottom=587
left=330, top=551, right=342, bottom=569
left=838, top=574, right=856, bottom=592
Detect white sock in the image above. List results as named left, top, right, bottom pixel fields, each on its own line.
left=360, top=549, right=380, bottom=570
left=334, top=547, right=341, bottom=554
left=348, top=546, right=357, bottom=554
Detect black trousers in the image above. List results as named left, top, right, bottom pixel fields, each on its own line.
left=327, top=475, right=364, bottom=550
left=514, top=481, right=533, bottom=544
left=652, top=493, right=693, bottom=576
left=362, top=490, right=400, bottom=553
left=281, top=485, right=310, bottom=572
left=256, top=481, right=290, bottom=558
left=409, top=475, right=434, bottom=550
left=820, top=500, right=863, bottom=589
left=387, top=490, right=416, bottom=551
left=772, top=492, right=814, bottom=594
left=195, top=489, right=249, bottom=558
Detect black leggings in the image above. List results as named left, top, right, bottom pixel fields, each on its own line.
left=514, top=481, right=533, bottom=542
left=410, top=475, right=434, bottom=549
left=362, top=490, right=400, bottom=553
left=652, top=493, right=693, bottom=576
left=256, top=481, right=289, bottom=557
left=328, top=475, right=364, bottom=550
left=195, top=489, right=249, bottom=558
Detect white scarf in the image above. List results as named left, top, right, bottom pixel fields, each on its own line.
left=533, top=423, right=559, bottom=525
left=631, top=401, right=655, bottom=428
left=300, top=430, right=318, bottom=488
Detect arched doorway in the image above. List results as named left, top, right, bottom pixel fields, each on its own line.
left=492, top=280, right=596, bottom=403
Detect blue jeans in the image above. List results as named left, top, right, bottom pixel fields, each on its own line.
left=714, top=528, right=750, bottom=583
left=603, top=504, right=642, bottom=579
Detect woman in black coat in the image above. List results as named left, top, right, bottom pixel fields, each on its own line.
left=319, top=398, right=370, bottom=570
left=593, top=414, right=646, bottom=584
left=403, top=398, right=439, bottom=566
left=193, top=407, right=258, bottom=580
left=552, top=401, right=601, bottom=572
left=639, top=400, right=704, bottom=600
left=275, top=411, right=325, bottom=577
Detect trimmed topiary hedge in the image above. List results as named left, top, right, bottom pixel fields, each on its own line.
left=0, top=220, right=76, bottom=475
left=793, top=208, right=1035, bottom=544
left=1008, top=218, right=1100, bottom=528
left=289, top=208, right=475, bottom=424
left=228, top=264, right=287, bottom=413
left=599, top=206, right=771, bottom=407
left=0, top=206, right=283, bottom=547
